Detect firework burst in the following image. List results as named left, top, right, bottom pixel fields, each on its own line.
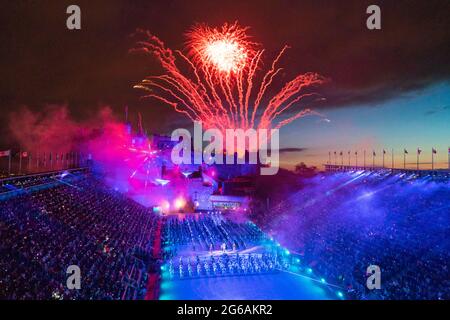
left=186, top=23, right=255, bottom=75
left=133, top=22, right=327, bottom=134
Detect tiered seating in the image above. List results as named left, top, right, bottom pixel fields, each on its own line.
left=256, top=172, right=450, bottom=300
left=0, top=174, right=160, bottom=300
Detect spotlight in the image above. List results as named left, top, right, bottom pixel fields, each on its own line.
left=174, top=197, right=186, bottom=209
left=155, top=178, right=170, bottom=186
left=162, top=200, right=170, bottom=211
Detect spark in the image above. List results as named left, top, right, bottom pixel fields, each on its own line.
left=133, top=22, right=327, bottom=138
left=186, top=23, right=253, bottom=74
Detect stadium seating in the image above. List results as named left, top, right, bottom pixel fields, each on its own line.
left=0, top=174, right=160, bottom=300
left=254, top=172, right=450, bottom=299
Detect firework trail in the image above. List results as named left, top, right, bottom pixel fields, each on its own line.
left=133, top=22, right=327, bottom=133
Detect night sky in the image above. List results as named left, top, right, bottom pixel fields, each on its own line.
left=1, top=0, right=449, bottom=168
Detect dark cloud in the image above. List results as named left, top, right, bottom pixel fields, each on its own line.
left=424, top=104, right=450, bottom=116
left=279, top=148, right=307, bottom=154
left=1, top=0, right=450, bottom=145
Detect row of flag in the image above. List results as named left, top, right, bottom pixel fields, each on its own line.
left=328, top=147, right=449, bottom=170
left=330, top=148, right=447, bottom=156
left=0, top=150, right=91, bottom=175
left=0, top=150, right=84, bottom=159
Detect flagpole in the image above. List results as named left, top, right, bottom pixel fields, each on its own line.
left=432, top=148, right=434, bottom=170
left=372, top=151, right=375, bottom=168
left=8, top=151, right=11, bottom=176
left=364, top=150, right=366, bottom=169
left=391, top=149, right=394, bottom=170
left=19, top=150, right=22, bottom=175
left=404, top=151, right=406, bottom=169
left=417, top=150, right=419, bottom=170
left=355, top=152, right=358, bottom=167
left=382, top=151, right=385, bottom=168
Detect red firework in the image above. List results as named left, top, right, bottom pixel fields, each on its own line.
left=133, top=22, right=327, bottom=133
left=186, top=23, right=256, bottom=75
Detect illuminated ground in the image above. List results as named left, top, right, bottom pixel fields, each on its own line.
left=160, top=271, right=335, bottom=300
left=160, top=213, right=344, bottom=300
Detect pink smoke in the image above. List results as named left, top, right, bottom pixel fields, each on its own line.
left=8, top=105, right=117, bottom=154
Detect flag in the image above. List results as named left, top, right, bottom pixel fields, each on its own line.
left=334, top=151, right=337, bottom=155
left=383, top=149, right=386, bottom=154
left=432, top=148, right=437, bottom=154
left=339, top=151, right=343, bottom=156
left=404, top=149, right=408, bottom=154
left=417, top=148, right=422, bottom=155
left=448, top=147, right=450, bottom=154
left=0, top=150, right=11, bottom=157
left=348, top=151, right=350, bottom=155
left=373, top=151, right=376, bottom=156
left=355, top=151, right=358, bottom=155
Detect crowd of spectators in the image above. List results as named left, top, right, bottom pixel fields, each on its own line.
left=0, top=173, right=160, bottom=300
left=255, top=171, right=450, bottom=300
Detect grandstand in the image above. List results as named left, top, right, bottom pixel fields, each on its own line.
left=1, top=167, right=449, bottom=300
left=257, top=170, right=450, bottom=299
left=0, top=170, right=161, bottom=300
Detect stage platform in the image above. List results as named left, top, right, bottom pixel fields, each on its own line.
left=160, top=271, right=334, bottom=300
left=160, top=212, right=343, bottom=300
